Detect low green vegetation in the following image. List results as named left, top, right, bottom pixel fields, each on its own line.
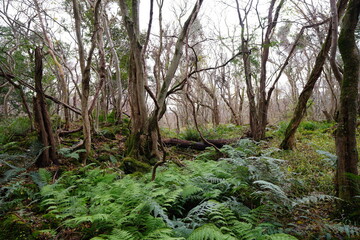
left=0, top=119, right=359, bottom=239
left=178, top=124, right=244, bottom=142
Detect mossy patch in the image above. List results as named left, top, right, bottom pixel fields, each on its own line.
left=121, top=156, right=151, bottom=174
left=0, top=214, right=35, bottom=240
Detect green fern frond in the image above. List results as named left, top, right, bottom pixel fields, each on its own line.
left=0, top=159, right=26, bottom=184
left=254, top=180, right=293, bottom=207
left=64, top=213, right=111, bottom=226
left=267, top=233, right=298, bottom=240
left=94, top=229, right=135, bottom=240
left=143, top=228, right=181, bottom=239
left=188, top=224, right=236, bottom=240
left=187, top=200, right=219, bottom=218
left=181, top=185, right=203, bottom=199
left=293, top=194, right=339, bottom=207
left=29, top=168, right=52, bottom=188
left=231, top=221, right=252, bottom=234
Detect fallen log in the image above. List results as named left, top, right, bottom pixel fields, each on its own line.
left=162, top=138, right=237, bottom=150
left=57, top=126, right=83, bottom=136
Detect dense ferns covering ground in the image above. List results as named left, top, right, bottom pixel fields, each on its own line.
left=0, top=117, right=359, bottom=239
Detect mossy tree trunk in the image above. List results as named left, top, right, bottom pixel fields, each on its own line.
left=119, top=0, right=151, bottom=165
left=335, top=0, right=360, bottom=201
left=280, top=0, right=349, bottom=150
left=279, top=29, right=332, bottom=150
left=33, top=47, right=59, bottom=167
left=119, top=0, right=204, bottom=170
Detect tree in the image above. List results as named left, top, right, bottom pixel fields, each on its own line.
left=280, top=0, right=349, bottom=150
left=119, top=0, right=204, bottom=168
left=335, top=0, right=360, bottom=201
left=236, top=0, right=285, bottom=141
left=72, top=0, right=102, bottom=163
left=33, top=47, right=59, bottom=167
left=33, top=0, right=71, bottom=130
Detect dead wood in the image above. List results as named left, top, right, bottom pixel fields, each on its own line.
left=162, top=138, right=238, bottom=150
left=57, top=126, right=83, bottom=136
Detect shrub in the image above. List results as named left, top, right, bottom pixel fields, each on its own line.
left=181, top=128, right=201, bottom=142
left=0, top=117, right=31, bottom=145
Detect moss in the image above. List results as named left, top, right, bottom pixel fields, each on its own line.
left=125, top=133, right=140, bottom=157
left=121, top=156, right=151, bottom=174
left=0, top=214, right=34, bottom=240
left=1, top=141, right=22, bottom=152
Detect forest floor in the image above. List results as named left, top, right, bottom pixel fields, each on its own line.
left=0, top=117, right=359, bottom=240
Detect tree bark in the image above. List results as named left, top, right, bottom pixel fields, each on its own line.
left=236, top=0, right=258, bottom=139
left=33, top=47, right=59, bottom=167
left=257, top=0, right=285, bottom=140
left=198, top=79, right=220, bottom=127
left=280, top=29, right=331, bottom=150
left=3, top=84, right=13, bottom=117
left=119, top=0, right=149, bottom=162
left=335, top=0, right=360, bottom=201
left=119, top=0, right=204, bottom=166
left=72, top=0, right=101, bottom=163
left=33, top=0, right=70, bottom=130
left=103, top=16, right=123, bottom=121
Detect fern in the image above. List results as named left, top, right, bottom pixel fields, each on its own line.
left=92, top=229, right=135, bottom=240
left=38, top=160, right=299, bottom=240
left=143, top=228, right=184, bottom=239
left=292, top=194, right=339, bottom=207
left=0, top=152, right=49, bottom=214
left=0, top=157, right=26, bottom=184
left=186, top=200, right=220, bottom=228
left=254, top=180, right=293, bottom=208
left=267, top=233, right=298, bottom=240
left=188, top=224, right=236, bottom=240
left=58, top=147, right=87, bottom=160
left=324, top=223, right=360, bottom=238
left=30, top=168, right=52, bottom=188
left=316, top=150, right=337, bottom=168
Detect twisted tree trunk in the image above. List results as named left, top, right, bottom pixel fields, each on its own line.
left=280, top=0, right=349, bottom=150
left=335, top=0, right=360, bottom=201
left=33, top=47, right=59, bottom=167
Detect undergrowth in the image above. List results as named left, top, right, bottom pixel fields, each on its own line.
left=34, top=139, right=359, bottom=239
left=1, top=121, right=359, bottom=239
left=176, top=124, right=244, bottom=141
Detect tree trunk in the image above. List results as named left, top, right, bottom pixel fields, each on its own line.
left=279, top=28, right=330, bottom=149
left=33, top=47, right=59, bottom=167
left=72, top=0, right=101, bottom=163
left=280, top=0, right=349, bottom=150
left=198, top=79, right=220, bottom=127
left=33, top=0, right=70, bottom=130
left=126, top=50, right=149, bottom=160
left=235, top=0, right=259, bottom=140
left=335, top=0, right=360, bottom=201
left=103, top=16, right=123, bottom=121
left=3, top=85, right=13, bottom=117
left=257, top=0, right=285, bottom=140
left=120, top=0, right=204, bottom=168
left=118, top=0, right=151, bottom=164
